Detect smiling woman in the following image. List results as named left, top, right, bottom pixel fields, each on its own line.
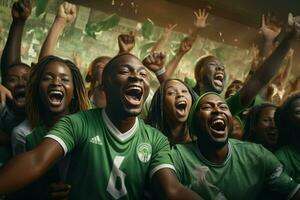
left=23, top=55, right=90, bottom=199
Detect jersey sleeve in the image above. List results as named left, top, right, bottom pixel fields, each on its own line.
left=45, top=115, right=83, bottom=156
left=226, top=91, right=244, bottom=116
left=149, top=132, right=175, bottom=179
left=263, top=147, right=300, bottom=199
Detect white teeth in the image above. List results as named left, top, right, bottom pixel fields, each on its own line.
left=215, top=74, right=224, bottom=80
left=212, top=119, right=224, bottom=125
left=49, top=91, right=63, bottom=96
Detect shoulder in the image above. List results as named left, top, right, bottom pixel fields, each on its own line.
left=229, top=139, right=268, bottom=157
left=275, top=146, right=292, bottom=158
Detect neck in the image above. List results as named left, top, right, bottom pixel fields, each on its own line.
left=44, top=111, right=68, bottom=128
left=168, top=122, right=191, bottom=144
left=198, top=140, right=229, bottom=163
left=105, top=106, right=136, bottom=133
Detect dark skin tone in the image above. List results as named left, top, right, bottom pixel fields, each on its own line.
left=1, top=0, right=31, bottom=78
left=289, top=99, right=300, bottom=152
left=195, top=25, right=296, bottom=113
left=0, top=54, right=202, bottom=200
left=194, top=94, right=300, bottom=199
left=196, top=94, right=232, bottom=163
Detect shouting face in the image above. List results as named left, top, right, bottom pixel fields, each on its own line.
left=5, top=64, right=29, bottom=111
left=164, top=80, right=192, bottom=124
left=196, top=56, right=226, bottom=94
left=39, top=61, right=74, bottom=115
left=195, top=94, right=233, bottom=148
left=104, top=54, right=150, bottom=117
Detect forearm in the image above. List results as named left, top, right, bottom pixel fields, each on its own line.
left=39, top=18, right=66, bottom=61
left=0, top=139, right=63, bottom=194
left=281, top=55, right=293, bottom=86
left=1, top=20, right=25, bottom=75
left=241, top=31, right=294, bottom=107
left=261, top=39, right=274, bottom=59
left=151, top=35, right=169, bottom=53
left=165, top=51, right=185, bottom=78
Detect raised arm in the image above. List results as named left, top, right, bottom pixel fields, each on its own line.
left=164, top=36, right=195, bottom=79
left=260, top=14, right=281, bottom=59
left=153, top=168, right=203, bottom=200
left=240, top=15, right=299, bottom=108
left=151, top=24, right=177, bottom=53
left=0, top=138, right=63, bottom=194
left=38, top=2, right=76, bottom=61
left=142, top=52, right=166, bottom=83
left=118, top=32, right=135, bottom=54
left=190, top=9, right=209, bottom=37
left=1, top=0, right=31, bottom=78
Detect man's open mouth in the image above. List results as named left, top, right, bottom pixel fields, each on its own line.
left=14, top=89, right=26, bottom=105
left=48, top=90, right=64, bottom=106
left=124, top=85, right=143, bottom=106
left=214, top=73, right=224, bottom=87
left=210, top=118, right=226, bottom=135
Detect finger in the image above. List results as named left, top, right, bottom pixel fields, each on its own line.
left=170, top=24, right=178, bottom=30
left=194, top=11, right=199, bottom=18
left=261, top=14, right=265, bottom=26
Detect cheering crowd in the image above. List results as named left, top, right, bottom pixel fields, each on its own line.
left=0, top=0, right=299, bottom=199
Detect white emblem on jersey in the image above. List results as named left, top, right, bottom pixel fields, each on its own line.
left=89, top=135, right=103, bottom=145
left=136, top=143, right=152, bottom=163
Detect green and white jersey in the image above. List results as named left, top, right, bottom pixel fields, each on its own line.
left=26, top=125, right=48, bottom=151
left=171, top=139, right=300, bottom=200
left=276, top=146, right=300, bottom=183
left=45, top=108, right=174, bottom=200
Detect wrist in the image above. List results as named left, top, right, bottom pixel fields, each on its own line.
left=54, top=17, right=67, bottom=25
left=155, top=67, right=166, bottom=76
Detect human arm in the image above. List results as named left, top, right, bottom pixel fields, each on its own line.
left=152, top=168, right=203, bottom=200
left=38, top=2, right=76, bottom=61
left=0, top=0, right=31, bottom=77
left=0, top=84, right=13, bottom=108
left=118, top=32, right=135, bottom=54
left=0, top=138, right=63, bottom=194
left=164, top=36, right=196, bottom=79
left=142, top=52, right=166, bottom=83
left=150, top=24, right=177, bottom=53
left=239, top=16, right=298, bottom=108
left=260, top=14, right=281, bottom=59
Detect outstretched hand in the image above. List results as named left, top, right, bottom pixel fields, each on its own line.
left=143, top=52, right=166, bottom=73
left=194, top=9, right=209, bottom=29
left=12, top=0, right=32, bottom=21
left=162, top=24, right=177, bottom=38
left=260, top=14, right=281, bottom=41
left=0, top=84, right=13, bottom=109
left=118, top=32, right=135, bottom=53
left=56, top=2, right=77, bottom=24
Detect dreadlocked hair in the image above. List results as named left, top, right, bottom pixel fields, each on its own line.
left=146, top=79, right=196, bottom=140
left=275, top=92, right=300, bottom=145
left=244, top=103, right=277, bottom=141
left=26, top=55, right=90, bottom=127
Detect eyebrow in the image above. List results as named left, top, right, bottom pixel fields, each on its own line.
left=120, top=64, right=146, bottom=71
left=201, top=101, right=227, bottom=105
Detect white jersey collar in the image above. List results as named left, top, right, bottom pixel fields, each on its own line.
left=102, top=109, right=138, bottom=142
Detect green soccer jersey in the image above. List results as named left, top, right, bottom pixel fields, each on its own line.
left=26, top=125, right=48, bottom=150
left=171, top=139, right=300, bottom=200
left=45, top=108, right=174, bottom=200
left=276, top=146, right=300, bottom=183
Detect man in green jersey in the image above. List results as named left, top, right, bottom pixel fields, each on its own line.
left=0, top=53, right=202, bottom=200
left=171, top=92, right=300, bottom=200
